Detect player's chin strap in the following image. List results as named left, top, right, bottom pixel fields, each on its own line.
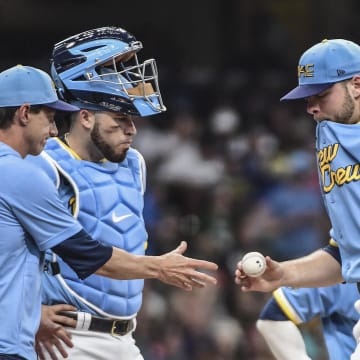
left=50, top=253, right=135, bottom=320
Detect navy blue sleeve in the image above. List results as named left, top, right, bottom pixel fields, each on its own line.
left=259, top=297, right=289, bottom=321
left=322, top=244, right=341, bottom=264
left=52, top=229, right=113, bottom=280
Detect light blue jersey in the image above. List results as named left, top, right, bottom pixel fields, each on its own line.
left=316, top=121, right=360, bottom=282
left=0, top=142, right=82, bottom=360
left=273, top=284, right=358, bottom=359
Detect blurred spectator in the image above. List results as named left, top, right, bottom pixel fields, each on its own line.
left=156, top=111, right=225, bottom=187
left=239, top=149, right=328, bottom=260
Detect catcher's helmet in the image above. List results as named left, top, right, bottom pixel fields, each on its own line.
left=51, top=26, right=166, bottom=116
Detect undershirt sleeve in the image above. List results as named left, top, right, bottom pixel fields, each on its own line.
left=52, top=229, right=113, bottom=279
left=322, top=244, right=341, bottom=264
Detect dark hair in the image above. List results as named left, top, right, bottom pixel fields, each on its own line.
left=0, top=105, right=45, bottom=130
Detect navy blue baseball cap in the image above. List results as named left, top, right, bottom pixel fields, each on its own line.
left=0, top=65, right=79, bottom=111
left=281, top=39, right=360, bottom=101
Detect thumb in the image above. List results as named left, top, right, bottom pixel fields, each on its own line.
left=173, top=241, right=187, bottom=254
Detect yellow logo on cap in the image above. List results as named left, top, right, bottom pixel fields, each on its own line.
left=298, top=64, right=314, bottom=78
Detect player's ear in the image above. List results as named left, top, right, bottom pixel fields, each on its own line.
left=78, top=109, right=95, bottom=130
left=17, top=104, right=31, bottom=127
left=351, top=75, right=360, bottom=98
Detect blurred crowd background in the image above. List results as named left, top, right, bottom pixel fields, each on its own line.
left=3, top=0, right=360, bottom=358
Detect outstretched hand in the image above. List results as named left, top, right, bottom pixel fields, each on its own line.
left=36, top=304, right=77, bottom=360
left=158, top=241, right=218, bottom=291
left=234, top=255, right=283, bottom=293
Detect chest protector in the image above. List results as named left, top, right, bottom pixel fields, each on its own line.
left=41, top=138, right=147, bottom=317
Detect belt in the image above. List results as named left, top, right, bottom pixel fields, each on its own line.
left=59, top=311, right=135, bottom=336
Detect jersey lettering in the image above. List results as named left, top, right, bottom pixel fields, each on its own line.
left=318, top=143, right=360, bottom=192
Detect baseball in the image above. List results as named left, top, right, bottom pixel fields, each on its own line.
left=242, top=252, right=266, bottom=277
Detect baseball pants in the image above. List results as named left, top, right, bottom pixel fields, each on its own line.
left=41, top=327, right=144, bottom=360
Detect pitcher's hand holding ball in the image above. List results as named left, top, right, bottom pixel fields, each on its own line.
left=234, top=253, right=284, bottom=293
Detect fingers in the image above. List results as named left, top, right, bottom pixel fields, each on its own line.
left=52, top=304, right=77, bottom=313
left=50, top=338, right=69, bottom=359
left=51, top=305, right=77, bottom=328
left=37, top=337, right=69, bottom=360
left=35, top=342, right=45, bottom=360
left=56, top=315, right=77, bottom=328
left=45, top=331, right=72, bottom=359
left=189, top=259, right=218, bottom=271
left=42, top=304, right=77, bottom=328
left=234, top=268, right=244, bottom=284
left=175, top=278, right=202, bottom=291
left=177, top=260, right=218, bottom=287
left=189, top=270, right=217, bottom=286
left=180, top=282, right=193, bottom=291
left=44, top=340, right=65, bottom=360
left=53, top=328, right=74, bottom=348
left=159, top=247, right=218, bottom=290
left=163, top=270, right=218, bottom=291
left=37, top=305, right=74, bottom=359
left=178, top=270, right=218, bottom=290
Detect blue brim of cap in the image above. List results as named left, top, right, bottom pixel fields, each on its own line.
left=45, top=100, right=80, bottom=112
left=280, top=83, right=333, bottom=101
